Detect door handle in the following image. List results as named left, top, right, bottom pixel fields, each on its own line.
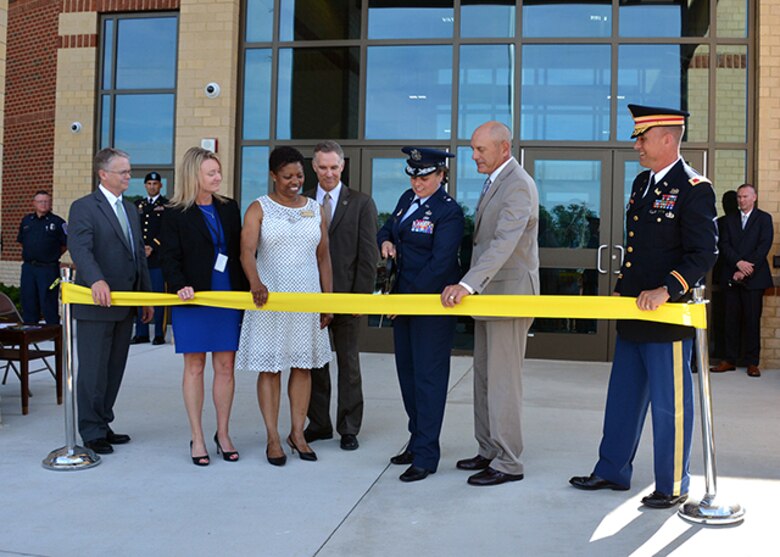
left=613, top=245, right=625, bottom=273
left=597, top=244, right=607, bottom=274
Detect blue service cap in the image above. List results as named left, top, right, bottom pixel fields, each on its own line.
left=402, top=147, right=455, bottom=177
left=144, top=172, right=162, bottom=183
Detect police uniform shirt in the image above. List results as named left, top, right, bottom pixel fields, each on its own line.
left=615, top=158, right=717, bottom=342
left=17, top=212, right=67, bottom=264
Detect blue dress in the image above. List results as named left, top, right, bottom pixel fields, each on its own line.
left=171, top=204, right=242, bottom=354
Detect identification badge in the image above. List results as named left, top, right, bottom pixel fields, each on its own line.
left=214, top=253, right=228, bottom=272
left=300, top=210, right=314, bottom=218
left=411, top=219, right=434, bottom=234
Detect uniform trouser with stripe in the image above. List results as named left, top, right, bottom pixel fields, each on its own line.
left=594, top=336, right=694, bottom=497
left=134, top=266, right=165, bottom=338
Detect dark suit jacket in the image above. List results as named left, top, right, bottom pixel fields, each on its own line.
left=305, top=185, right=379, bottom=294
left=615, top=159, right=718, bottom=342
left=377, top=187, right=464, bottom=294
left=68, top=189, right=152, bottom=321
left=718, top=207, right=774, bottom=290
left=160, top=196, right=248, bottom=293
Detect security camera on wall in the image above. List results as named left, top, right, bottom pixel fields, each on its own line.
left=204, top=82, right=221, bottom=98
left=70, top=122, right=82, bottom=133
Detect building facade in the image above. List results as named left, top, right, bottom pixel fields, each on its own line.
left=1, top=0, right=776, bottom=363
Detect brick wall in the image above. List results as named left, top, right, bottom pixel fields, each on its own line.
left=757, top=1, right=780, bottom=368
left=1, top=0, right=60, bottom=267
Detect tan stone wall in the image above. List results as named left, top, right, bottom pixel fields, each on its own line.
left=175, top=0, right=240, bottom=195
left=756, top=0, right=780, bottom=368
left=53, top=11, right=99, bottom=267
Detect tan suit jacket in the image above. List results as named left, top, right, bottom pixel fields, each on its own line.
left=461, top=157, right=539, bottom=475
left=462, top=157, right=539, bottom=301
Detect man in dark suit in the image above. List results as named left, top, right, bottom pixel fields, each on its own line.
left=710, top=183, right=774, bottom=377
left=570, top=105, right=717, bottom=509
left=442, top=121, right=540, bottom=487
left=304, top=141, right=379, bottom=451
left=131, top=171, right=168, bottom=345
left=68, top=148, right=153, bottom=455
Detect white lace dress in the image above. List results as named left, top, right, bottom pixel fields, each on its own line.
left=235, top=196, right=332, bottom=373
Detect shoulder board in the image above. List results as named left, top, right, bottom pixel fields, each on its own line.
left=688, top=176, right=711, bottom=187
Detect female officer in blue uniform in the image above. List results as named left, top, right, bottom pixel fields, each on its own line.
left=377, top=147, right=465, bottom=482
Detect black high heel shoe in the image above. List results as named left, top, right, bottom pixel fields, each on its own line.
left=190, top=441, right=210, bottom=467
left=287, top=435, right=317, bottom=461
left=266, top=446, right=287, bottom=467
left=214, top=433, right=239, bottom=462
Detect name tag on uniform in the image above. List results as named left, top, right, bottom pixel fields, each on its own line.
left=411, top=219, right=434, bottom=234
left=214, top=253, right=228, bottom=272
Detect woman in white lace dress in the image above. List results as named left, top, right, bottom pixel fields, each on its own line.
left=236, top=146, right=333, bottom=466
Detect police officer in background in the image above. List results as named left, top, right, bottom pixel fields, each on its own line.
left=570, top=105, right=718, bottom=509
left=131, top=172, right=168, bottom=345
left=17, top=190, right=67, bottom=324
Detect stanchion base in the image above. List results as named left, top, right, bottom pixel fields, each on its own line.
left=42, top=446, right=101, bottom=471
left=678, top=497, right=745, bottom=525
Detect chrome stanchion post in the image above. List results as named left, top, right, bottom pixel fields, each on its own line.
left=678, top=285, right=743, bottom=524
left=42, top=267, right=100, bottom=470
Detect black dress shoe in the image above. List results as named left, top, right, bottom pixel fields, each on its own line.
left=106, top=430, right=131, bottom=445
left=467, top=467, right=523, bottom=486
left=287, top=436, right=317, bottom=461
left=390, top=450, right=414, bottom=465
left=399, top=465, right=434, bottom=482
left=641, top=491, right=688, bottom=509
left=456, top=454, right=492, bottom=471
left=130, top=336, right=150, bottom=345
left=85, top=438, right=113, bottom=454
left=303, top=428, right=333, bottom=443
left=569, top=473, right=629, bottom=491
left=152, top=336, right=166, bottom=345
left=340, top=434, right=359, bottom=451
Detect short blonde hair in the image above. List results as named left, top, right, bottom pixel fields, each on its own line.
left=170, top=147, right=227, bottom=209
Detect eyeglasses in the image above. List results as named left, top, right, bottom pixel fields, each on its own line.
left=106, top=169, right=132, bottom=177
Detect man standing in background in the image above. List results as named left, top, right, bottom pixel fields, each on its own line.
left=17, top=190, right=67, bottom=324
left=131, top=171, right=168, bottom=345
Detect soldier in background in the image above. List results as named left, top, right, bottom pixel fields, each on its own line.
left=131, top=172, right=168, bottom=345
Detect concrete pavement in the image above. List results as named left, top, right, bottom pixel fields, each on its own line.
left=0, top=341, right=777, bottom=556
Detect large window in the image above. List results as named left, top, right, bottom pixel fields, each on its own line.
left=239, top=0, right=753, bottom=209
left=99, top=14, right=178, bottom=199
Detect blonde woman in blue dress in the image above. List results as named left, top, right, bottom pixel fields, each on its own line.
left=237, top=146, right=333, bottom=466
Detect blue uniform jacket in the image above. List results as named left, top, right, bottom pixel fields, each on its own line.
left=615, top=159, right=718, bottom=342
left=377, top=187, right=464, bottom=294
left=17, top=212, right=67, bottom=264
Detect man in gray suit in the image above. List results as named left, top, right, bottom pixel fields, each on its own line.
left=442, top=121, right=539, bottom=486
left=68, top=148, right=153, bottom=455
left=304, top=141, right=379, bottom=451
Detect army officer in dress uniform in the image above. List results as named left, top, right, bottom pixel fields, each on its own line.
left=131, top=172, right=168, bottom=345
left=570, top=105, right=718, bottom=509
left=377, top=147, right=465, bottom=482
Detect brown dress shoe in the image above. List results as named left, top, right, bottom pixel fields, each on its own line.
left=709, top=361, right=736, bottom=373
left=747, top=365, right=761, bottom=377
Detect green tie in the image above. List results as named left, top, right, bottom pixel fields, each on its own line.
left=115, top=198, right=131, bottom=245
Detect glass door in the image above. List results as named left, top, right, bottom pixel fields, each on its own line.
left=523, top=149, right=619, bottom=361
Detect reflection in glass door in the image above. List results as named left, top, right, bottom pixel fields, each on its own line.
left=524, top=150, right=618, bottom=361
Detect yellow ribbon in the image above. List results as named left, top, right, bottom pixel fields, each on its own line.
left=61, top=283, right=706, bottom=329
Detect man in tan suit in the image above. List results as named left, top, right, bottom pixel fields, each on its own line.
left=442, top=121, right=539, bottom=486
